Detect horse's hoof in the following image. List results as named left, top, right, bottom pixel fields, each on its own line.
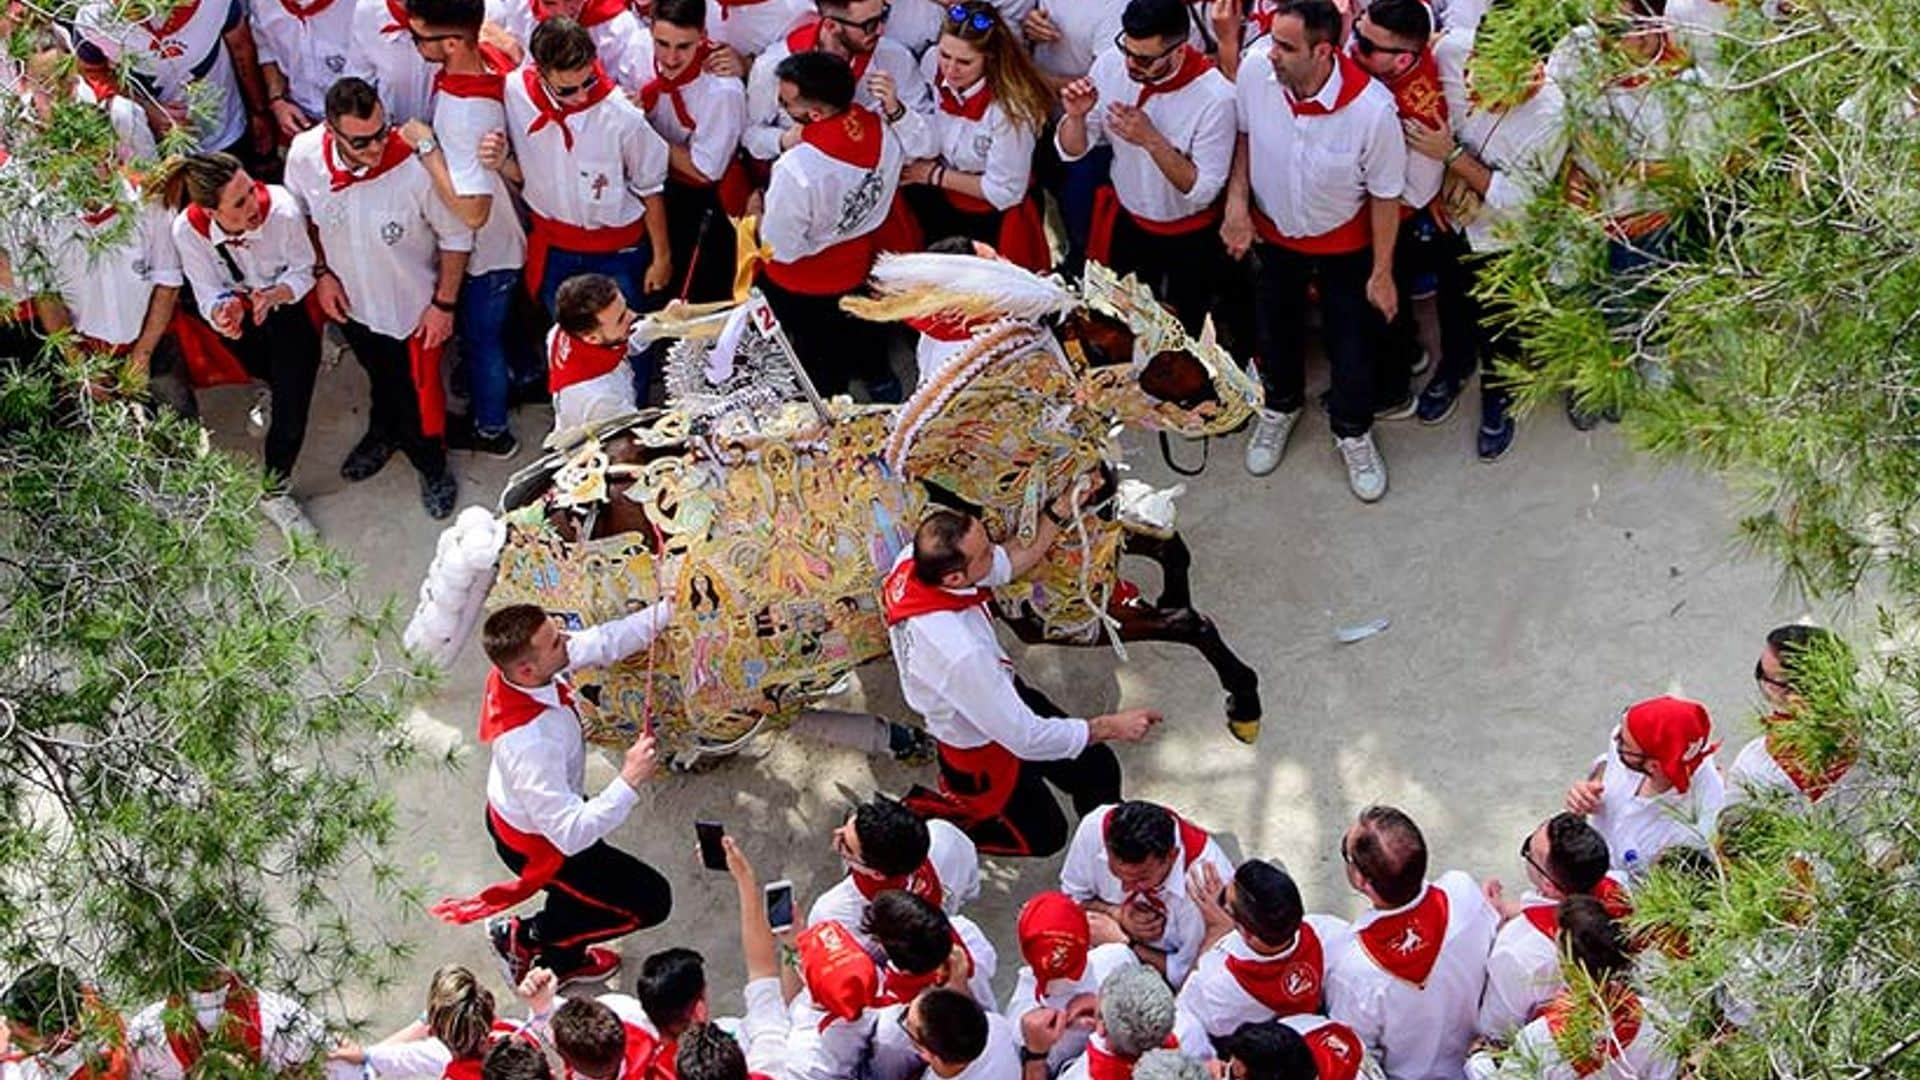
left=1225, top=689, right=1262, bottom=725
left=1225, top=716, right=1261, bottom=745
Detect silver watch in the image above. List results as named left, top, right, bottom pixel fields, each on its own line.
left=414, top=135, right=439, bottom=157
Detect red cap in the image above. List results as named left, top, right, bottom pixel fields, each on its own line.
left=797, top=921, right=877, bottom=1029
left=1624, top=695, right=1718, bottom=794
left=1017, top=892, right=1090, bottom=994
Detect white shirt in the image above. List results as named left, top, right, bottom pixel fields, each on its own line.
left=172, top=183, right=317, bottom=319
left=1548, top=27, right=1713, bottom=230
left=782, top=990, right=876, bottom=1080
left=954, top=1012, right=1023, bottom=1080
left=704, top=0, right=813, bottom=59
left=492, top=0, right=656, bottom=89
left=434, top=74, right=529, bottom=275
left=251, top=0, right=362, bottom=118
left=887, top=546, right=1092, bottom=760
left=481, top=604, right=674, bottom=853
left=283, top=129, right=476, bottom=340
left=69, top=78, right=158, bottom=164
left=548, top=327, right=638, bottom=436
left=1174, top=914, right=1350, bottom=1043
left=1586, top=725, right=1726, bottom=880
left=1323, top=872, right=1497, bottom=1080
left=1464, top=996, right=1676, bottom=1080
left=127, top=985, right=328, bottom=1080
left=1057, top=804, right=1236, bottom=988
left=1030, top=0, right=1126, bottom=80
left=1006, top=943, right=1139, bottom=1075
left=926, top=80, right=1035, bottom=210
left=865, top=918, right=1002, bottom=1080
left=1235, top=43, right=1404, bottom=238
left=33, top=195, right=182, bottom=347
left=743, top=29, right=931, bottom=160
left=1431, top=31, right=1568, bottom=253
left=737, top=976, right=793, bottom=1076
left=808, top=818, right=983, bottom=948
left=1056, top=48, right=1235, bottom=223
left=351, top=0, right=437, bottom=125
left=644, top=66, right=748, bottom=185
left=1725, top=734, right=1863, bottom=812
left=1475, top=899, right=1566, bottom=1042
left=504, top=76, right=670, bottom=230
left=761, top=111, right=908, bottom=263
left=73, top=0, right=247, bottom=152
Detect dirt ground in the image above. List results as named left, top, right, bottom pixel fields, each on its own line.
left=203, top=326, right=1798, bottom=1031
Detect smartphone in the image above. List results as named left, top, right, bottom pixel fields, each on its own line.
left=696, top=821, right=727, bottom=872
left=764, top=879, right=796, bottom=933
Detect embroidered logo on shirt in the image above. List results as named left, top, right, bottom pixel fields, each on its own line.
left=590, top=173, right=610, bottom=200
left=326, top=53, right=346, bottom=72
left=972, top=133, right=991, bottom=159
left=132, top=257, right=151, bottom=278
left=380, top=220, right=405, bottom=245
left=836, top=169, right=884, bottom=235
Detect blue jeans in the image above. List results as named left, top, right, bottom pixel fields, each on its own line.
left=460, top=267, right=542, bottom=436
left=537, top=242, right=661, bottom=404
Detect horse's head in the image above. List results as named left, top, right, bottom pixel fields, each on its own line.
left=1138, top=349, right=1221, bottom=411
left=1058, top=307, right=1138, bottom=368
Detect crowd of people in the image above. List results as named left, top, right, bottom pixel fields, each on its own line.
left=0, top=0, right=1723, bottom=538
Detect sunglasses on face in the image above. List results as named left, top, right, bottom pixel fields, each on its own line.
left=545, top=71, right=600, bottom=98
left=407, top=27, right=463, bottom=44
left=827, top=3, right=891, bottom=34
left=946, top=2, right=993, bottom=31
left=1114, top=31, right=1185, bottom=66
left=1755, top=659, right=1792, bottom=690
left=1350, top=24, right=1415, bottom=56
left=1614, top=727, right=1653, bottom=771
left=1520, top=833, right=1564, bottom=890
left=332, top=121, right=390, bottom=150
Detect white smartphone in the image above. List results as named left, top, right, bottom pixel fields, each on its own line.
left=764, top=879, right=796, bottom=933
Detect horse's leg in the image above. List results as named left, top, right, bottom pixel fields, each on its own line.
left=1109, top=603, right=1264, bottom=743
left=1121, top=530, right=1194, bottom=612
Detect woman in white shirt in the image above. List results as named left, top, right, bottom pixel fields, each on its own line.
left=900, top=1, right=1054, bottom=269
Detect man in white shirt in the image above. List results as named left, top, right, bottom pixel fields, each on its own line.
left=1323, top=806, right=1496, bottom=1080
left=1400, top=24, right=1567, bottom=460
left=1057, top=965, right=1179, bottom=1080
left=1221, top=0, right=1403, bottom=503
left=352, top=0, right=438, bottom=124
left=0, top=965, right=130, bottom=1080
left=897, top=989, right=1021, bottom=1080
left=282, top=77, right=468, bottom=518
left=743, top=0, right=933, bottom=162
left=1176, top=859, right=1349, bottom=1044
left=491, top=0, right=656, bottom=89
left=1729, top=624, right=1862, bottom=809
left=1056, top=0, right=1235, bottom=333
left=1020, top=0, right=1124, bottom=269
left=72, top=0, right=274, bottom=161
left=1564, top=695, right=1727, bottom=880
left=808, top=794, right=982, bottom=947
left=863, top=892, right=1002, bottom=1080
left=643, top=0, right=747, bottom=304
left=253, top=0, right=362, bottom=140
left=1059, top=801, right=1235, bottom=988
left=404, top=0, right=540, bottom=458
left=1005, top=892, right=1140, bottom=1075
left=427, top=600, right=674, bottom=988
left=1476, top=813, right=1622, bottom=1043
left=545, top=273, right=641, bottom=438
left=890, top=505, right=1160, bottom=858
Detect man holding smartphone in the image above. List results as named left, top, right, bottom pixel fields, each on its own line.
left=429, top=599, right=675, bottom=989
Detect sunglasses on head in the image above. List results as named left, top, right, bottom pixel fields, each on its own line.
left=946, top=2, right=993, bottom=31
left=544, top=71, right=600, bottom=98
left=331, top=121, right=390, bottom=150
left=826, top=2, right=891, bottom=34
left=1113, top=31, right=1185, bottom=65
left=1350, top=24, right=1416, bottom=56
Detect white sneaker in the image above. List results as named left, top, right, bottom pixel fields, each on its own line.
left=1244, top=408, right=1299, bottom=476
left=262, top=493, right=317, bottom=540
left=247, top=389, right=272, bottom=438
left=1336, top=432, right=1388, bottom=502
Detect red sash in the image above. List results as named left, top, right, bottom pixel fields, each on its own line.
left=902, top=741, right=1024, bottom=832
left=526, top=211, right=648, bottom=300
left=1541, top=987, right=1643, bottom=1077
left=548, top=327, right=629, bottom=394
left=1301, top=1021, right=1365, bottom=1080
left=882, top=558, right=992, bottom=625
left=429, top=804, right=568, bottom=924
left=278, top=0, right=341, bottom=22
left=1085, top=186, right=1220, bottom=264
left=1354, top=885, right=1449, bottom=987
left=1084, top=1034, right=1177, bottom=1080
left=163, top=980, right=263, bottom=1070
left=1521, top=901, right=1559, bottom=940
left=1593, top=876, right=1633, bottom=920
left=1378, top=49, right=1447, bottom=217
left=940, top=189, right=1050, bottom=272
left=611, top=1021, right=673, bottom=1080
left=1223, top=922, right=1324, bottom=1017
left=1251, top=204, right=1369, bottom=255
left=850, top=856, right=946, bottom=909
left=411, top=334, right=447, bottom=439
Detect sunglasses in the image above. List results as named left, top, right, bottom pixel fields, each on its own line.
left=331, top=121, right=390, bottom=150
left=946, top=2, right=993, bottom=31
left=826, top=2, right=891, bottom=34
left=1350, top=24, right=1416, bottom=56
left=1113, top=31, right=1185, bottom=66
left=1613, top=726, right=1653, bottom=772
left=544, top=71, right=601, bottom=98
left=407, top=27, right=464, bottom=44
left=1755, top=659, right=1792, bottom=691
left=896, top=1008, right=923, bottom=1046
left=1520, top=832, right=1564, bottom=891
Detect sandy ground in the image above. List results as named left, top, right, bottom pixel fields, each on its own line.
left=201, top=322, right=1799, bottom=1032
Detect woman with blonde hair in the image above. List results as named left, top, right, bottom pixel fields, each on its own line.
left=901, top=1, right=1055, bottom=270
left=328, top=964, right=542, bottom=1080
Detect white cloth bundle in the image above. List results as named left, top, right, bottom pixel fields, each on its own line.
left=403, top=507, right=508, bottom=670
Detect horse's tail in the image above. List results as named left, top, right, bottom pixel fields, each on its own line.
left=403, top=507, right=509, bottom=671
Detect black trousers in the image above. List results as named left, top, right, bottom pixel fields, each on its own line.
left=905, top=185, right=1001, bottom=250
left=1251, top=242, right=1382, bottom=438
left=226, top=302, right=320, bottom=486
left=954, top=679, right=1123, bottom=859
left=1431, top=245, right=1521, bottom=419
left=756, top=273, right=897, bottom=400
left=662, top=180, right=738, bottom=305
left=1107, top=209, right=1224, bottom=337
left=488, top=817, right=673, bottom=971
left=339, top=319, right=447, bottom=477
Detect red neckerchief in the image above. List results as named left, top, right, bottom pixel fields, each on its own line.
left=548, top=327, right=629, bottom=392
left=937, top=77, right=991, bottom=121
left=907, top=313, right=985, bottom=341
left=323, top=128, right=413, bottom=191
left=641, top=42, right=717, bottom=128
left=1378, top=47, right=1447, bottom=129
left=1301, top=1021, right=1365, bottom=1080
left=78, top=204, right=119, bottom=227
left=1354, top=884, right=1449, bottom=987
left=186, top=180, right=271, bottom=239
left=163, top=979, right=264, bottom=1071
left=1593, top=876, right=1633, bottom=920
left=877, top=929, right=971, bottom=1005
left=1541, top=986, right=1643, bottom=1077
left=521, top=63, right=616, bottom=150
left=850, top=857, right=945, bottom=907
left=478, top=668, right=575, bottom=742
left=380, top=0, right=408, bottom=34
left=1101, top=805, right=1211, bottom=915
left=1288, top=51, right=1371, bottom=116
left=278, top=0, right=340, bottom=22
left=798, top=104, right=885, bottom=167
left=786, top=18, right=874, bottom=80
left=1466, top=56, right=1547, bottom=111
left=1133, top=46, right=1211, bottom=107
left=1763, top=714, right=1856, bottom=803
left=143, top=0, right=201, bottom=50
left=531, top=0, right=628, bottom=27
left=436, top=43, right=517, bottom=99
left=1609, top=35, right=1688, bottom=90
left=1084, top=1033, right=1178, bottom=1080
left=1223, top=922, right=1324, bottom=1016
left=882, top=557, right=990, bottom=626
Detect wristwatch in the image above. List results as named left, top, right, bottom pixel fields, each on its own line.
left=1018, top=1046, right=1049, bottom=1065
left=414, top=135, right=440, bottom=157
left=430, top=295, right=458, bottom=313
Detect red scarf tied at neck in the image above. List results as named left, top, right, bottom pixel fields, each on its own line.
left=522, top=63, right=617, bottom=150
left=641, top=42, right=718, bottom=129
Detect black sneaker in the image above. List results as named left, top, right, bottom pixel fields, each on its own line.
left=1478, top=414, right=1517, bottom=461
left=487, top=915, right=534, bottom=988
left=340, top=434, right=394, bottom=481
left=420, top=469, right=458, bottom=519
left=446, top=416, right=519, bottom=459
left=1416, top=376, right=1465, bottom=425
left=1565, top=393, right=1603, bottom=432
left=1374, top=394, right=1417, bottom=421
left=507, top=380, right=552, bottom=408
